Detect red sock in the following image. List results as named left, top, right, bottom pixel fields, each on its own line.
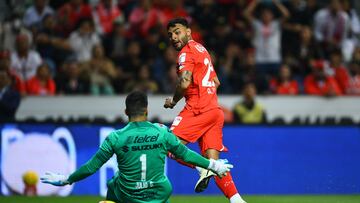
left=214, top=172, right=238, bottom=199
left=168, top=152, right=195, bottom=168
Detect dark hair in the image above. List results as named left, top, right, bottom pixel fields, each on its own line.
left=125, top=91, right=148, bottom=117
left=76, top=17, right=94, bottom=30
left=167, top=18, right=189, bottom=30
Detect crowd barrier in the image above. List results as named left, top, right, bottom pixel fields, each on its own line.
left=15, top=96, right=360, bottom=124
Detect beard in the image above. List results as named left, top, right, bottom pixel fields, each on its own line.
left=174, top=35, right=189, bottom=51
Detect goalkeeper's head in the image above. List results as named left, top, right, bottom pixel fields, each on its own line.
left=125, top=91, right=148, bottom=121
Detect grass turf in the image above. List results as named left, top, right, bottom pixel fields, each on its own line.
left=0, top=195, right=359, bottom=203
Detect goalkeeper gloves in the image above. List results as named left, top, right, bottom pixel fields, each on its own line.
left=207, top=159, right=233, bottom=178
left=40, top=172, right=70, bottom=186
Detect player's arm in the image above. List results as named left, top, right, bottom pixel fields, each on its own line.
left=213, top=76, right=220, bottom=89
left=41, top=135, right=115, bottom=186
left=164, top=70, right=192, bottom=109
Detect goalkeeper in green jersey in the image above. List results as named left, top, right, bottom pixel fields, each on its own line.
left=41, top=91, right=233, bottom=203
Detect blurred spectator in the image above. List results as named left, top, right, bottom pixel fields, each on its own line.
left=124, top=64, right=158, bottom=94
left=141, top=25, right=164, bottom=61
left=233, top=83, right=267, bottom=124
left=192, top=0, right=217, bottom=36
left=160, top=0, right=189, bottom=26
left=206, top=16, right=232, bottom=57
left=244, top=0, right=290, bottom=75
left=160, top=64, right=177, bottom=93
left=282, top=0, right=315, bottom=55
left=35, top=14, right=72, bottom=67
left=313, top=0, right=350, bottom=58
left=23, top=0, right=54, bottom=29
left=81, top=44, right=117, bottom=95
left=346, top=61, right=360, bottom=95
left=329, top=49, right=349, bottom=93
left=69, top=18, right=100, bottom=62
left=293, top=26, right=322, bottom=76
left=102, top=18, right=128, bottom=60
left=56, top=59, right=90, bottom=94
left=26, top=63, right=56, bottom=95
left=351, top=46, right=360, bottom=64
left=304, top=60, right=342, bottom=96
left=210, top=51, right=232, bottom=94
left=128, top=0, right=162, bottom=37
left=221, top=105, right=234, bottom=123
left=57, top=0, right=92, bottom=37
left=10, top=34, right=42, bottom=82
left=304, top=0, right=320, bottom=23
left=220, top=43, right=241, bottom=92
left=93, top=0, right=124, bottom=35
left=228, top=0, right=252, bottom=48
left=236, top=49, right=269, bottom=94
left=0, top=68, right=21, bottom=122
left=269, top=64, right=299, bottom=95
left=1, top=15, right=33, bottom=51
left=116, top=40, right=142, bottom=81
left=341, top=0, right=360, bottom=62
left=2, top=0, right=29, bottom=17
left=0, top=50, right=26, bottom=94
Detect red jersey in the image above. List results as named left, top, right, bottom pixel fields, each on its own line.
left=177, top=40, right=219, bottom=114
left=26, top=76, right=56, bottom=96
left=269, top=78, right=299, bottom=95
left=304, top=75, right=342, bottom=96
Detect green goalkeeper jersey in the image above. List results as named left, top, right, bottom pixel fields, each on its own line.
left=67, top=121, right=210, bottom=203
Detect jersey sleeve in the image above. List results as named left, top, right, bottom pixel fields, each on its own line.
left=99, top=132, right=115, bottom=154
left=67, top=133, right=115, bottom=183
left=165, top=132, right=210, bottom=169
left=178, top=49, right=195, bottom=73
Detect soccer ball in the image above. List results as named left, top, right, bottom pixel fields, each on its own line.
left=22, top=171, right=39, bottom=186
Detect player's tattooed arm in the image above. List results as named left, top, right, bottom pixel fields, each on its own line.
left=213, top=76, right=221, bottom=89
left=164, top=70, right=192, bottom=109
left=177, top=70, right=192, bottom=91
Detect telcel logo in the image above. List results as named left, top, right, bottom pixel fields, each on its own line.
left=134, top=134, right=159, bottom=143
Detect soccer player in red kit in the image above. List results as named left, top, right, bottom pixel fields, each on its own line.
left=164, top=18, right=246, bottom=203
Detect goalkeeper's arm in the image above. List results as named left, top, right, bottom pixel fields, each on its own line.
left=167, top=133, right=233, bottom=176
left=67, top=149, right=112, bottom=184
left=40, top=148, right=113, bottom=186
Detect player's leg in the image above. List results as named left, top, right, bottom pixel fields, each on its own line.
left=197, top=109, right=246, bottom=203
left=167, top=109, right=206, bottom=168
left=203, top=149, right=246, bottom=203
left=105, top=184, right=121, bottom=203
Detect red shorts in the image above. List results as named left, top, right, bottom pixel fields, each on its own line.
left=170, top=107, right=228, bottom=155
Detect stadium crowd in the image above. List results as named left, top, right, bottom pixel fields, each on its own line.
left=0, top=0, right=360, bottom=97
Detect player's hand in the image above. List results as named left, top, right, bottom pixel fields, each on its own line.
left=164, top=97, right=176, bottom=109
left=40, top=172, right=69, bottom=186
left=208, top=159, right=233, bottom=178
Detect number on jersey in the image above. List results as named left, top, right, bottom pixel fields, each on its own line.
left=202, top=58, right=215, bottom=87
left=140, top=154, right=147, bottom=181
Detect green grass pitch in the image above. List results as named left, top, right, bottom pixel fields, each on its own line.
left=0, top=195, right=360, bottom=203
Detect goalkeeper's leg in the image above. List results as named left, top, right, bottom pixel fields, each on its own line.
left=105, top=184, right=119, bottom=203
